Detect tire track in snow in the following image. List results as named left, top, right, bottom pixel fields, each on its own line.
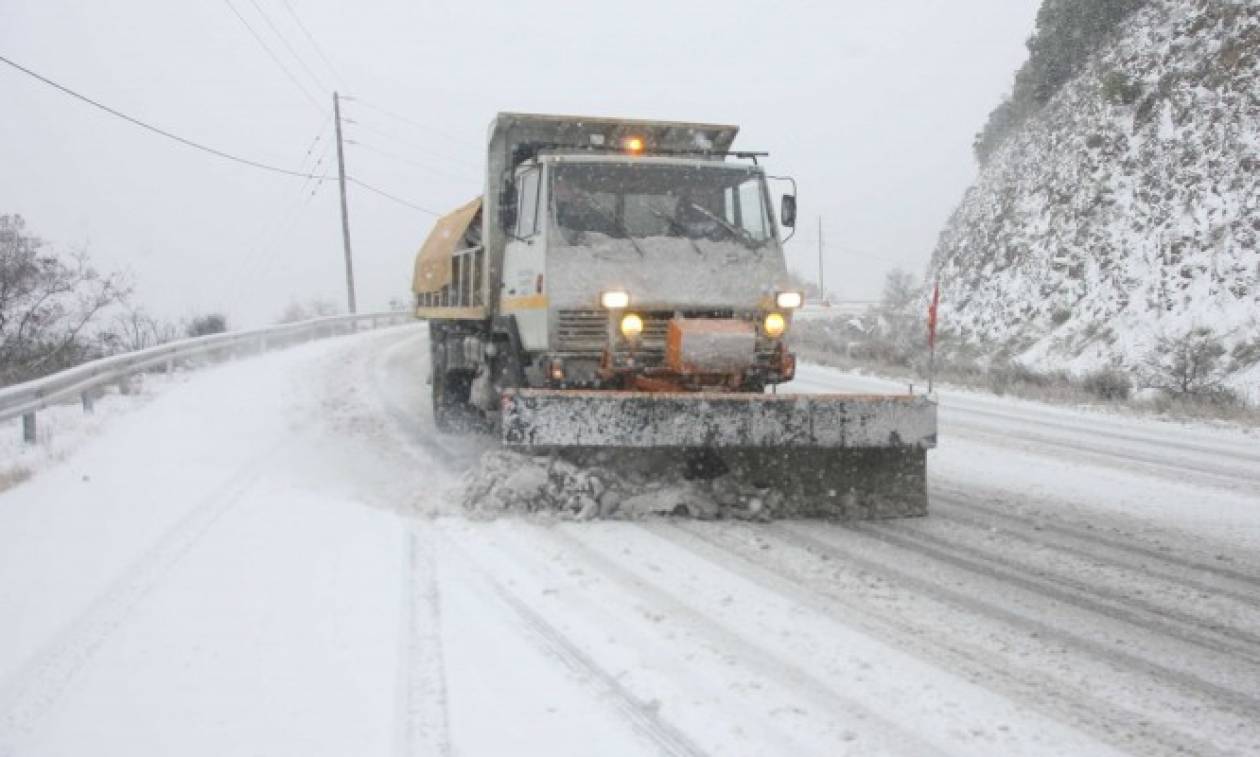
left=394, top=526, right=452, bottom=757
left=533, top=525, right=952, bottom=757
left=941, top=422, right=1260, bottom=494
left=438, top=533, right=711, bottom=757
left=927, top=498, right=1260, bottom=629
left=0, top=447, right=282, bottom=754
left=936, top=494, right=1260, bottom=593
left=657, top=520, right=1227, bottom=757
left=369, top=330, right=483, bottom=473
left=953, top=403, right=1260, bottom=471
left=770, top=523, right=1260, bottom=719
left=860, top=520, right=1260, bottom=666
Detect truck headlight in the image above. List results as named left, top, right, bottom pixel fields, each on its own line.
left=775, top=291, right=803, bottom=309
left=601, top=290, right=630, bottom=309
left=764, top=312, right=786, bottom=338
left=620, top=313, right=644, bottom=339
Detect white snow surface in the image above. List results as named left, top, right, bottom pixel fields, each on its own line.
left=2, top=329, right=1259, bottom=755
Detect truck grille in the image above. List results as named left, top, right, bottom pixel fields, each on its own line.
left=554, top=309, right=607, bottom=352
left=616, top=310, right=737, bottom=355
left=555, top=308, right=777, bottom=363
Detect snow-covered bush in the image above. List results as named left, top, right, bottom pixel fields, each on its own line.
left=1080, top=367, right=1133, bottom=400
left=185, top=313, right=228, bottom=338
left=1143, top=327, right=1228, bottom=396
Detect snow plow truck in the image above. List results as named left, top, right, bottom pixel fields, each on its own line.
left=413, top=113, right=936, bottom=516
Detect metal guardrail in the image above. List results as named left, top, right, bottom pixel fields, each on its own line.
left=0, top=311, right=415, bottom=443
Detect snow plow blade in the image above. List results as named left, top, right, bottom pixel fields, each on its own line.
left=501, top=390, right=937, bottom=518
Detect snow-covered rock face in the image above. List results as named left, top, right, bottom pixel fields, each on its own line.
left=930, top=0, right=1259, bottom=386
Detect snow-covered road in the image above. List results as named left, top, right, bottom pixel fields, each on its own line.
left=2, top=326, right=1258, bottom=756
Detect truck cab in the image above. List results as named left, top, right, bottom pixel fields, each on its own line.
left=500, top=150, right=799, bottom=393
left=414, top=113, right=805, bottom=425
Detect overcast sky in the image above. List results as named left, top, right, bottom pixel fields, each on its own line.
left=0, top=0, right=1039, bottom=325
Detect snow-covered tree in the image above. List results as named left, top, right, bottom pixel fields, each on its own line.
left=0, top=214, right=129, bottom=386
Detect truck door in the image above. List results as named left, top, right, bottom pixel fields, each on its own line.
left=501, top=165, right=548, bottom=351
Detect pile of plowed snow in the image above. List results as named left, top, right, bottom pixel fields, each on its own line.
left=459, top=450, right=787, bottom=521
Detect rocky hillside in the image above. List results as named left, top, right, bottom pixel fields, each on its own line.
left=929, top=0, right=1259, bottom=390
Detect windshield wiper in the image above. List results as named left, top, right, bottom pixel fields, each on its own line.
left=685, top=201, right=757, bottom=247
left=648, top=207, right=704, bottom=256
left=573, top=200, right=645, bottom=257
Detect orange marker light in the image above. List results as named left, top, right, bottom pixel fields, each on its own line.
left=622, top=136, right=645, bottom=154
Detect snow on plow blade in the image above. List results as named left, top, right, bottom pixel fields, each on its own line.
left=501, top=389, right=936, bottom=449
left=501, top=390, right=938, bottom=518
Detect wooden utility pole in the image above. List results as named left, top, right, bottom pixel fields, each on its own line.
left=333, top=92, right=357, bottom=314
left=817, top=216, right=825, bottom=302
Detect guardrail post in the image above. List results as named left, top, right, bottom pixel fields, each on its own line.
left=81, top=390, right=94, bottom=414
left=22, top=412, right=35, bottom=444
left=119, top=374, right=134, bottom=395
left=165, top=357, right=174, bottom=374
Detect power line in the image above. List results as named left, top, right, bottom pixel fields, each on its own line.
left=244, top=0, right=329, bottom=96
left=222, top=0, right=323, bottom=109
left=295, top=130, right=334, bottom=195
left=279, top=0, right=345, bottom=86
left=344, top=97, right=473, bottom=148
left=222, top=172, right=329, bottom=295
left=342, top=116, right=481, bottom=172
left=347, top=177, right=440, bottom=215
left=285, top=109, right=333, bottom=192
left=0, top=52, right=324, bottom=179
left=217, top=114, right=337, bottom=294
left=345, top=139, right=476, bottom=183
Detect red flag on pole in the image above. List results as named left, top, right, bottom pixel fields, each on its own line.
left=928, top=281, right=940, bottom=349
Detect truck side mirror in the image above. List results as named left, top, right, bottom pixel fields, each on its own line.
left=780, top=194, right=797, bottom=228
left=499, top=181, right=518, bottom=231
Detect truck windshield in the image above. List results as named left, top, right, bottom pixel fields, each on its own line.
left=550, top=163, right=773, bottom=248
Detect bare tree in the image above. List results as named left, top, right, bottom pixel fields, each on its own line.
left=1143, top=327, right=1228, bottom=396
left=859, top=268, right=926, bottom=367
left=277, top=297, right=340, bottom=324
left=105, top=304, right=179, bottom=353
left=880, top=268, right=919, bottom=315
left=0, top=214, right=130, bottom=386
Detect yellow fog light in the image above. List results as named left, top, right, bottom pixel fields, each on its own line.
left=620, top=313, right=644, bottom=339
left=764, top=312, right=787, bottom=338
